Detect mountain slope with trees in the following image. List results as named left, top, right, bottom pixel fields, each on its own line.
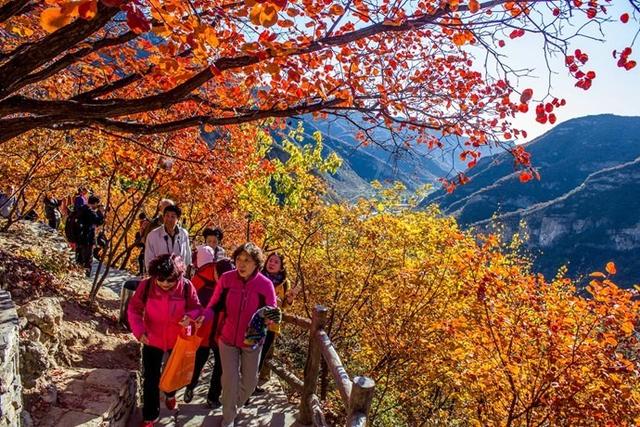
left=423, top=115, right=640, bottom=285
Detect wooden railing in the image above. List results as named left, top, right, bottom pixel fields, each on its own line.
left=265, top=305, right=376, bottom=427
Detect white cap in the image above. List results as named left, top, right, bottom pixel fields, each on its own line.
left=196, top=245, right=215, bottom=268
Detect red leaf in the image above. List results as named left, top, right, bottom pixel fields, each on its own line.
left=586, top=7, right=596, bottom=18
left=586, top=70, right=596, bottom=79
left=498, top=39, right=505, bottom=48
left=518, top=103, right=529, bottom=113
left=552, top=7, right=560, bottom=16
left=519, top=171, right=533, bottom=183
left=545, top=103, right=553, bottom=113
left=549, top=113, right=557, bottom=124
left=124, top=5, right=151, bottom=33
left=519, top=88, right=533, bottom=103
left=78, top=1, right=97, bottom=19
left=624, top=60, right=637, bottom=70
left=620, top=13, right=629, bottom=23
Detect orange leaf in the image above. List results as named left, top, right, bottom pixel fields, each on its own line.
left=328, top=4, right=344, bottom=15
left=468, top=0, right=480, bottom=13
left=40, top=7, right=73, bottom=33
left=605, top=261, right=617, bottom=275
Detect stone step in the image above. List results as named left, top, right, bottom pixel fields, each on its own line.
left=128, top=377, right=301, bottom=426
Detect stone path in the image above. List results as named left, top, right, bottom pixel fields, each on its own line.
left=90, top=260, right=136, bottom=297
left=127, top=360, right=300, bottom=427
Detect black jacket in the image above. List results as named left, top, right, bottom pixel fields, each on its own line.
left=76, top=205, right=105, bottom=245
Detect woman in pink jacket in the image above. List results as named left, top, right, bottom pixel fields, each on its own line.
left=127, top=254, right=202, bottom=427
left=205, top=243, right=277, bottom=427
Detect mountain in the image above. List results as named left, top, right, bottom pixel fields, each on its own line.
left=421, top=114, right=640, bottom=286
left=279, top=115, right=497, bottom=198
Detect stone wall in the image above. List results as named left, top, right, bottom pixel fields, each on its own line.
left=0, top=290, right=22, bottom=427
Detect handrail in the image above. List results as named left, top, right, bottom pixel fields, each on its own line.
left=316, top=330, right=351, bottom=405
left=273, top=304, right=376, bottom=427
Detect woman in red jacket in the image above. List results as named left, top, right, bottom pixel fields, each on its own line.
left=127, top=254, right=202, bottom=427
left=205, top=243, right=277, bottom=427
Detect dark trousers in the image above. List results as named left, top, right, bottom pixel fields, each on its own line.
left=187, top=345, right=222, bottom=401
left=47, top=218, right=60, bottom=230
left=75, top=244, right=93, bottom=272
left=142, top=345, right=176, bottom=421
left=137, top=251, right=145, bottom=276
left=258, top=331, right=276, bottom=372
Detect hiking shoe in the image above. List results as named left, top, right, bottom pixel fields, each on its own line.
left=165, top=396, right=177, bottom=410
left=140, top=418, right=158, bottom=427
left=206, top=398, right=221, bottom=409
left=183, top=388, right=194, bottom=403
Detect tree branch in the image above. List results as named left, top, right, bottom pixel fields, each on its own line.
left=0, top=0, right=31, bottom=23
left=0, top=98, right=345, bottom=143
left=0, top=1, right=121, bottom=99
left=7, top=29, right=139, bottom=95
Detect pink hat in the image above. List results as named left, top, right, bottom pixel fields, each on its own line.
left=196, top=245, right=215, bottom=268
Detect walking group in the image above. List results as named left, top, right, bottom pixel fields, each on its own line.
left=125, top=199, right=299, bottom=427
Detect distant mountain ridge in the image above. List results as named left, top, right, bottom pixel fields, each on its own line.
left=279, top=115, right=497, bottom=199
left=422, top=114, right=640, bottom=286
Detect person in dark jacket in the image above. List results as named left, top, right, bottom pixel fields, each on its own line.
left=43, top=193, right=62, bottom=229
left=75, top=195, right=105, bottom=277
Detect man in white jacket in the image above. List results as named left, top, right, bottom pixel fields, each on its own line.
left=144, top=204, right=191, bottom=272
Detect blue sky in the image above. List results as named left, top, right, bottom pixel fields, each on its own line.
left=501, top=3, right=640, bottom=140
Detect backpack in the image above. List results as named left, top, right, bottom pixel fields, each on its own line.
left=64, top=209, right=81, bottom=243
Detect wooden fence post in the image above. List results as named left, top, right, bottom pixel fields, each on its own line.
left=346, top=376, right=375, bottom=427
left=298, top=305, right=328, bottom=425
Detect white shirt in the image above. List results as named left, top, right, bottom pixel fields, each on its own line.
left=144, top=225, right=191, bottom=272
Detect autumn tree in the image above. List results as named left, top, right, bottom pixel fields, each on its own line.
left=240, top=129, right=640, bottom=425
left=1, top=0, right=638, bottom=185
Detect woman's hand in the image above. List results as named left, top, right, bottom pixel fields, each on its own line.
left=179, top=316, right=192, bottom=327
left=194, top=315, right=205, bottom=328
left=140, top=334, right=149, bottom=345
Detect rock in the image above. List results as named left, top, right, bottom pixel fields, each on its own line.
left=22, top=326, right=41, bottom=343
left=19, top=341, right=52, bottom=388
left=17, top=297, right=63, bottom=337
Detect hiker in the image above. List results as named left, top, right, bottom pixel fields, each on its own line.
left=203, top=227, right=226, bottom=261
left=127, top=254, right=202, bottom=427
left=73, top=187, right=88, bottom=210
left=0, top=185, right=16, bottom=219
left=75, top=195, right=105, bottom=277
left=188, top=227, right=226, bottom=277
left=135, top=212, right=150, bottom=276
left=144, top=205, right=191, bottom=273
left=142, top=198, right=174, bottom=239
left=43, top=193, right=63, bottom=229
left=255, top=252, right=299, bottom=393
left=183, top=251, right=234, bottom=407
left=203, top=243, right=278, bottom=427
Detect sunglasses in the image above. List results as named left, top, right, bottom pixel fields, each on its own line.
left=157, top=276, right=178, bottom=284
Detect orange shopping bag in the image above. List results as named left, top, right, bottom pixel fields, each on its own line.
left=159, top=328, right=201, bottom=393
